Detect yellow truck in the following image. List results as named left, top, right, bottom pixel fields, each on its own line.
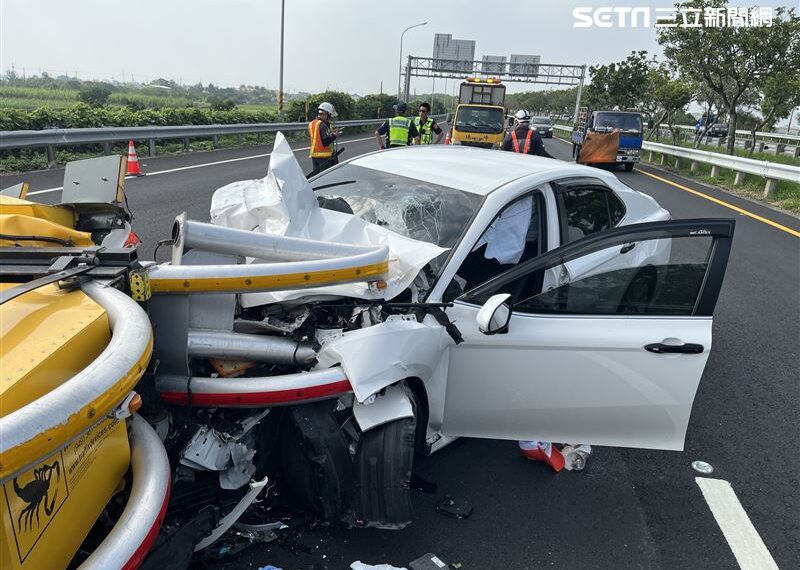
left=0, top=152, right=393, bottom=569
left=446, top=77, right=507, bottom=148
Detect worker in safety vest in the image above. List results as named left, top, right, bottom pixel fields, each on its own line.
left=375, top=102, right=420, bottom=149
left=501, top=109, right=553, bottom=158
left=309, top=102, right=342, bottom=173
left=413, top=102, right=443, bottom=144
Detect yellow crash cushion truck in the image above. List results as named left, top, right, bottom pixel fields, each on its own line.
left=447, top=77, right=507, bottom=148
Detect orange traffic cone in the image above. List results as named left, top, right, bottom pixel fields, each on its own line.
left=126, top=141, right=143, bottom=176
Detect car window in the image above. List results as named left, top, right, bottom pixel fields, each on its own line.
left=463, top=232, right=719, bottom=316
left=444, top=192, right=545, bottom=300
left=608, top=192, right=626, bottom=226
left=557, top=181, right=625, bottom=244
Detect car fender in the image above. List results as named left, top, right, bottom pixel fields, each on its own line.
left=316, top=317, right=449, bottom=405
left=352, top=383, right=414, bottom=432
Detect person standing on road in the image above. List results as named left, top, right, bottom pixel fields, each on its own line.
left=309, top=102, right=342, bottom=173
left=501, top=109, right=553, bottom=158
left=375, top=102, right=420, bottom=149
left=413, top=102, right=443, bottom=145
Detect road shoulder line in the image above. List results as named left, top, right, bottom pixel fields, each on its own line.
left=695, top=477, right=778, bottom=570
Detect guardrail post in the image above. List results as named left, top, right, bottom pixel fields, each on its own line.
left=757, top=142, right=765, bottom=153
left=734, top=171, right=745, bottom=185
left=674, top=157, right=680, bottom=168
left=710, top=165, right=721, bottom=177
left=776, top=143, right=785, bottom=154
left=794, top=146, right=800, bottom=159
left=103, top=142, right=112, bottom=155
left=659, top=154, right=665, bottom=165
left=236, top=134, right=242, bottom=145
left=744, top=139, right=753, bottom=150
left=257, top=132, right=263, bottom=144
left=690, top=161, right=698, bottom=173
left=647, top=150, right=653, bottom=161
left=764, top=178, right=776, bottom=197
left=212, top=135, right=219, bottom=148
left=183, top=138, right=190, bottom=151
left=46, top=145, right=57, bottom=168
left=148, top=139, right=156, bottom=157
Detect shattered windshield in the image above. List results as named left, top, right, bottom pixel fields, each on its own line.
left=312, top=164, right=482, bottom=274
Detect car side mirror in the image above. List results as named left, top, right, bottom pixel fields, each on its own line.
left=476, top=293, right=512, bottom=335
left=507, top=117, right=514, bottom=127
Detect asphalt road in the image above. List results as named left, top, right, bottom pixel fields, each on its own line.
left=3, top=133, right=798, bottom=570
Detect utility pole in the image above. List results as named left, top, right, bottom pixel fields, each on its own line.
left=278, top=0, right=285, bottom=118
left=431, top=76, right=435, bottom=113
left=397, top=22, right=427, bottom=100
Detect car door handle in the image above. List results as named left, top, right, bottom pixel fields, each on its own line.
left=620, top=242, right=636, bottom=254
left=644, top=343, right=704, bottom=354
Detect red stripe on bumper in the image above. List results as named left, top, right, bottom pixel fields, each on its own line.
left=121, top=469, right=171, bottom=570
left=159, top=379, right=353, bottom=407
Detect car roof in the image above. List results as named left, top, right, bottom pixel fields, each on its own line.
left=349, top=146, right=563, bottom=196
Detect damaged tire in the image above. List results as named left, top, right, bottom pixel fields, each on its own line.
left=281, top=402, right=352, bottom=521
left=351, top=412, right=416, bottom=529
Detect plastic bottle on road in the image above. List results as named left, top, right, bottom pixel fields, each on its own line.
left=561, top=444, right=592, bottom=471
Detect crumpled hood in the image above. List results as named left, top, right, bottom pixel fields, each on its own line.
left=210, top=133, right=446, bottom=306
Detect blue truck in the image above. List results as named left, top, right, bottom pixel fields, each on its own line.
left=571, top=110, right=644, bottom=171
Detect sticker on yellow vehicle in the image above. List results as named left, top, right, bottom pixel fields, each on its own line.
left=2, top=452, right=69, bottom=563
left=0, top=417, right=128, bottom=569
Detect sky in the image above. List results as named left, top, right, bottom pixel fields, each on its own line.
left=0, top=0, right=793, bottom=97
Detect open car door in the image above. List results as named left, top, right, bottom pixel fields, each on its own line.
left=441, top=219, right=735, bottom=451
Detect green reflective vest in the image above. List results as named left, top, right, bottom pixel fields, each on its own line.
left=389, top=116, right=412, bottom=146
left=414, top=117, right=434, bottom=144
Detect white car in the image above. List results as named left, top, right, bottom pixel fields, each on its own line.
left=310, top=145, right=732, bottom=451
left=154, top=142, right=735, bottom=530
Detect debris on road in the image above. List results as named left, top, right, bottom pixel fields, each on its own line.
left=408, top=553, right=449, bottom=569
left=434, top=496, right=473, bottom=519
left=519, top=440, right=565, bottom=471
left=562, top=444, right=593, bottom=471
left=350, top=562, right=408, bottom=570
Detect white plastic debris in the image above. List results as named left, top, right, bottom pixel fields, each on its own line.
left=561, top=444, right=592, bottom=471
left=210, top=133, right=446, bottom=307
left=350, top=562, right=408, bottom=570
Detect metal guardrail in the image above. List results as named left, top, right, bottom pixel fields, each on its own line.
left=675, top=124, right=799, bottom=144
left=0, top=115, right=446, bottom=168
left=552, top=124, right=800, bottom=197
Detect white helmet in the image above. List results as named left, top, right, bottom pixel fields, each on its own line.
left=318, top=102, right=337, bottom=117
left=515, top=109, right=530, bottom=122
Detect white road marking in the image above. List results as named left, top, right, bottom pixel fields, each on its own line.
left=695, top=477, right=778, bottom=570
left=25, top=135, right=377, bottom=197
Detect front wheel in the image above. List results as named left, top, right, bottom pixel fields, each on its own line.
left=351, top=410, right=416, bottom=529
left=623, top=162, right=635, bottom=171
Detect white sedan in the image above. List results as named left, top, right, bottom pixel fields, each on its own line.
left=179, top=140, right=735, bottom=528
left=310, top=145, right=734, bottom=452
